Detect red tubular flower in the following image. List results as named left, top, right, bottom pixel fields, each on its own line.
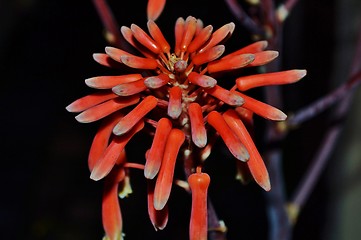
left=147, top=0, right=166, bottom=21
left=67, top=13, right=305, bottom=237
left=153, top=129, right=185, bottom=210
left=88, top=112, right=123, bottom=171
left=188, top=167, right=210, bottom=240
left=147, top=179, right=169, bottom=230
left=102, top=165, right=126, bottom=240
left=144, top=118, right=172, bottom=179
left=90, top=121, right=144, bottom=181
left=188, top=103, right=207, bottom=148
left=223, top=109, right=271, bottom=191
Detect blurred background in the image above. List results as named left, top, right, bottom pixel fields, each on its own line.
left=1, top=0, right=361, bottom=239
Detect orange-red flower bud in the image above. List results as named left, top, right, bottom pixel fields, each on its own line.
left=131, top=23, right=161, bottom=55
left=180, top=16, right=197, bottom=52
left=187, top=25, right=213, bottom=53
left=248, top=50, right=279, bottom=67
left=112, top=79, right=147, bottom=96
left=147, top=0, right=166, bottom=21
left=188, top=167, right=210, bottom=240
left=223, top=109, right=271, bottom=191
left=188, top=103, right=207, bottom=148
left=147, top=20, right=170, bottom=54
left=205, top=85, right=244, bottom=106
left=235, top=92, right=287, bottom=121
left=90, top=121, right=144, bottom=181
left=88, top=112, right=123, bottom=171
left=85, top=74, right=142, bottom=89
left=198, top=22, right=235, bottom=53
left=207, top=53, right=255, bottom=73
left=66, top=91, right=118, bottom=113
left=147, top=179, right=169, bottom=230
left=192, top=45, right=225, bottom=66
left=144, top=73, right=170, bottom=89
left=222, top=40, right=268, bottom=59
left=167, top=86, right=182, bottom=119
left=154, top=129, right=185, bottom=210
left=145, top=118, right=173, bottom=179
left=236, top=69, right=307, bottom=91
left=207, top=111, right=249, bottom=161
left=74, top=95, right=140, bottom=123
left=174, top=17, right=185, bottom=56
left=102, top=166, right=125, bottom=240
left=113, top=96, right=158, bottom=136
left=188, top=72, right=217, bottom=88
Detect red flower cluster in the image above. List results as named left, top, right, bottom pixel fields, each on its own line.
left=67, top=14, right=305, bottom=240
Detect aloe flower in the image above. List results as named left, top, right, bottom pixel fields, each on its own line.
left=67, top=15, right=306, bottom=239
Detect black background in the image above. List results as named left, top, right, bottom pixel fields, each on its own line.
left=1, top=0, right=359, bottom=239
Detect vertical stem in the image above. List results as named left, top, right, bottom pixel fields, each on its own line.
left=265, top=150, right=292, bottom=240
left=261, top=2, right=292, bottom=239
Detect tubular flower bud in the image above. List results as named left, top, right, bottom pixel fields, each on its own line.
left=188, top=167, right=210, bottom=240
left=154, top=129, right=185, bottom=210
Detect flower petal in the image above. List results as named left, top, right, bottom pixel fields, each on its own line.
left=131, top=24, right=161, bottom=55
left=88, top=112, right=124, bottom=171
left=235, top=92, right=287, bottom=120
left=90, top=121, right=145, bottom=181
left=66, top=91, right=119, bottom=113
left=144, top=73, right=170, bottom=89
left=120, top=55, right=159, bottom=70
left=105, top=46, right=133, bottom=63
left=188, top=72, right=217, bottom=88
left=154, top=129, right=185, bottom=210
left=113, top=96, right=158, bottom=136
left=192, top=45, right=225, bottom=66
left=112, top=79, right=147, bottom=96
left=147, top=20, right=170, bottom=54
left=147, top=0, right=166, bottom=21
left=198, top=22, right=235, bottom=53
left=93, top=53, right=124, bottom=68
left=195, top=18, right=204, bottom=36
left=174, top=17, right=185, bottom=56
left=145, top=118, right=172, bottom=179
left=147, top=179, right=169, bottom=230
left=188, top=103, right=207, bottom=148
left=75, top=95, right=140, bottom=123
left=205, top=85, right=244, bottom=106
left=188, top=25, right=213, bottom=53
left=207, top=53, right=254, bottom=73
left=120, top=26, right=155, bottom=58
left=222, top=40, right=268, bottom=59
left=223, top=109, right=271, bottom=191
left=167, top=86, right=182, bottom=119
left=248, top=50, right=279, bottom=67
left=102, top=166, right=125, bottom=240
left=236, top=69, right=306, bottom=91
left=207, top=111, right=249, bottom=161
left=180, top=16, right=197, bottom=52
left=85, top=74, right=143, bottom=89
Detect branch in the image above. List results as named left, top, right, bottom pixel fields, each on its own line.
left=288, top=25, right=361, bottom=223
left=265, top=150, right=292, bottom=240
left=286, top=70, right=361, bottom=128
left=224, top=0, right=265, bottom=36
left=92, top=0, right=128, bottom=49
left=290, top=124, right=341, bottom=209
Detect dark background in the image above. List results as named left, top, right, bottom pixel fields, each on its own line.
left=1, top=0, right=360, bottom=239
